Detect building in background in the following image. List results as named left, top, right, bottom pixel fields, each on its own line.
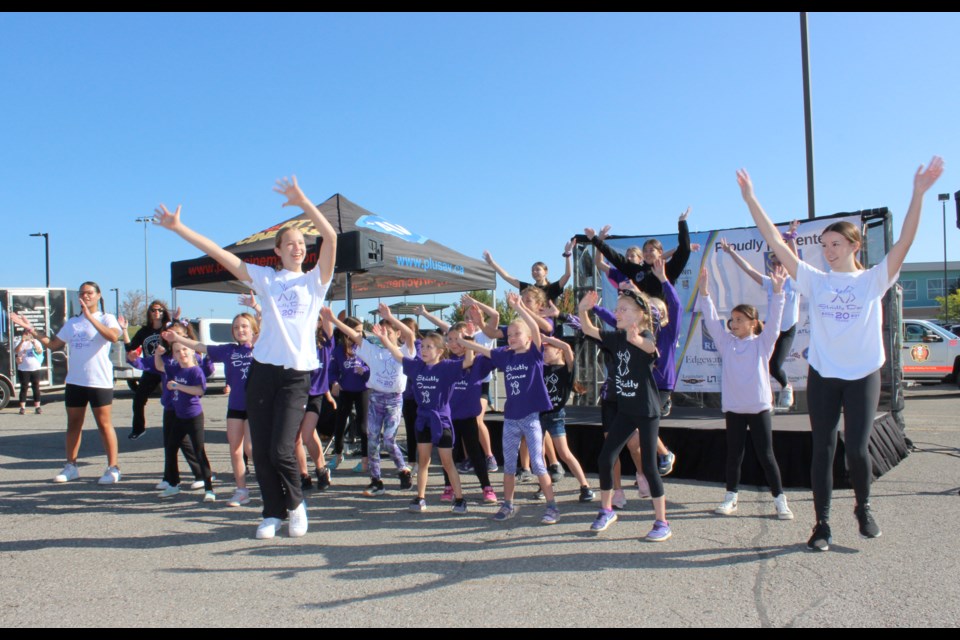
left=899, top=262, right=960, bottom=321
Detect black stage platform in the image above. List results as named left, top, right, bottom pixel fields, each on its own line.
left=482, top=405, right=910, bottom=489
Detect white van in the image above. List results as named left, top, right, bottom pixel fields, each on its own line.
left=902, top=319, right=960, bottom=383
left=189, top=318, right=236, bottom=383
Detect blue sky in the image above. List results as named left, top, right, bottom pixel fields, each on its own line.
left=2, top=12, right=958, bottom=321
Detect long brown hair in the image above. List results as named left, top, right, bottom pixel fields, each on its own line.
left=731, top=304, right=763, bottom=336
left=822, top=221, right=864, bottom=270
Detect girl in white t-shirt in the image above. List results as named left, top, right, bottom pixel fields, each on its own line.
left=15, top=333, right=44, bottom=414
left=737, top=156, right=944, bottom=552
left=11, top=282, right=122, bottom=485
left=153, top=176, right=337, bottom=540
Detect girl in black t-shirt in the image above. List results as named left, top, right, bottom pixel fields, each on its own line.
left=482, top=238, right=575, bottom=305
left=579, top=289, right=671, bottom=542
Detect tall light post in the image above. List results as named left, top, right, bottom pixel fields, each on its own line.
left=110, top=288, right=120, bottom=316
left=29, top=232, right=50, bottom=287
left=940, top=193, right=950, bottom=322
left=800, top=12, right=816, bottom=220
left=134, top=217, right=151, bottom=301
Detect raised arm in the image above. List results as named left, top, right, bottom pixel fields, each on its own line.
left=379, top=303, right=416, bottom=357
left=462, top=294, right=502, bottom=340
left=761, top=267, right=788, bottom=350
left=695, top=268, right=733, bottom=351
left=886, top=156, right=944, bottom=280
left=153, top=204, right=251, bottom=283
left=161, top=329, right=208, bottom=354
left=720, top=238, right=764, bottom=286
left=326, top=309, right=363, bottom=346
left=79, top=299, right=120, bottom=343
left=118, top=316, right=132, bottom=348
left=371, top=324, right=405, bottom=362
left=273, top=176, right=337, bottom=284
left=736, top=170, right=798, bottom=279
left=483, top=250, right=522, bottom=289
left=578, top=291, right=602, bottom=342
left=541, top=334, right=575, bottom=370
left=12, top=313, right=66, bottom=351
left=238, top=290, right=263, bottom=323
left=416, top=304, right=450, bottom=333
left=457, top=336, right=493, bottom=359
left=319, top=305, right=335, bottom=340
left=507, top=292, right=541, bottom=349
left=153, top=344, right=167, bottom=373
left=556, top=238, right=575, bottom=289
left=586, top=225, right=642, bottom=280
left=665, top=207, right=692, bottom=283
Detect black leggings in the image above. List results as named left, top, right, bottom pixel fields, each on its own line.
left=161, top=409, right=206, bottom=482
left=725, top=411, right=783, bottom=496
left=769, top=325, right=797, bottom=389
left=444, top=417, right=491, bottom=488
left=402, top=397, right=418, bottom=457
left=18, top=370, right=42, bottom=404
left=808, top=366, right=880, bottom=522
left=165, top=413, right=212, bottom=491
left=334, top=389, right=368, bottom=457
left=132, top=372, right=163, bottom=432
left=598, top=411, right=662, bottom=497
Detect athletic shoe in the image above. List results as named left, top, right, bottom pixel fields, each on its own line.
left=159, top=485, right=181, bottom=499
left=288, top=501, right=308, bottom=537
left=590, top=509, right=618, bottom=532
left=493, top=503, right=517, bottom=521
left=128, top=428, right=145, bottom=440
left=440, top=485, right=455, bottom=502
left=256, top=517, right=283, bottom=540
left=363, top=480, right=385, bottom=497
left=203, top=490, right=216, bottom=503
left=409, top=497, right=427, bottom=513
left=778, top=386, right=794, bottom=412
left=54, top=463, right=80, bottom=483
left=190, top=480, right=206, bottom=491
left=548, top=463, right=565, bottom=484
left=328, top=454, right=344, bottom=470
left=398, top=468, right=413, bottom=491
left=18, top=407, right=25, bottom=415
left=658, top=452, right=676, bottom=476
left=452, top=498, right=468, bottom=514
left=807, top=521, right=832, bottom=552
left=486, top=456, right=499, bottom=473
left=541, top=505, right=560, bottom=525
left=636, top=472, right=651, bottom=499
left=35, top=406, right=42, bottom=415
left=97, top=466, right=121, bottom=485
left=352, top=462, right=365, bottom=473
left=578, top=486, right=595, bottom=503
left=517, top=468, right=534, bottom=483
left=155, top=480, right=170, bottom=490
left=482, top=486, right=498, bottom=504
left=301, top=474, right=313, bottom=491
left=715, top=492, right=738, bottom=516
left=854, top=503, right=882, bottom=539
left=227, top=488, right=250, bottom=507
left=661, top=395, right=673, bottom=417
left=611, top=489, right=627, bottom=510
left=646, top=520, right=672, bottom=542
left=774, top=494, right=794, bottom=520
left=456, top=459, right=474, bottom=474
left=531, top=486, right=546, bottom=502
left=316, top=467, right=331, bottom=492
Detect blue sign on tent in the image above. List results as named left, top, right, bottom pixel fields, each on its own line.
left=356, top=215, right=429, bottom=245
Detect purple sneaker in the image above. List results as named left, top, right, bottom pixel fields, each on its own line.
left=646, top=520, right=672, bottom=542
left=590, top=509, right=618, bottom=532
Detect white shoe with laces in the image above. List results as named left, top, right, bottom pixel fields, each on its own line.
left=288, top=501, right=308, bottom=538
left=774, top=494, right=794, bottom=520
left=715, top=492, right=738, bottom=516
left=54, top=463, right=80, bottom=483
left=256, top=518, right=283, bottom=540
left=190, top=480, right=206, bottom=490
left=97, top=466, right=121, bottom=485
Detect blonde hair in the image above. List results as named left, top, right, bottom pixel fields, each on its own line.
left=648, top=296, right=669, bottom=328
left=234, top=312, right=260, bottom=340
left=520, top=286, right=547, bottom=312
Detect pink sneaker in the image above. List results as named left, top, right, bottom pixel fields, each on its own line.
left=440, top=485, right=454, bottom=502
left=636, top=472, right=651, bottom=499
left=482, top=486, right=498, bottom=504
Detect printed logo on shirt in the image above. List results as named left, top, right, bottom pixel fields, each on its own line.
left=545, top=371, right=560, bottom=403
left=831, top=286, right=857, bottom=305
left=615, top=350, right=638, bottom=398
left=70, top=324, right=95, bottom=352
left=230, top=351, right=252, bottom=380
left=817, top=285, right=862, bottom=323
left=374, top=360, right=401, bottom=389
left=275, top=281, right=309, bottom=319
left=510, top=380, right=521, bottom=396
left=142, top=334, right=162, bottom=357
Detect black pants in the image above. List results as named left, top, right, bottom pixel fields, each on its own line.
left=598, top=411, right=662, bottom=497
left=769, top=325, right=797, bottom=389
left=247, top=360, right=310, bottom=520
left=132, top=372, right=163, bottom=432
left=444, top=417, right=491, bottom=488
left=18, top=370, right=42, bottom=404
left=402, top=397, right=418, bottom=457
left=724, top=411, right=783, bottom=496
left=162, top=410, right=206, bottom=482
left=165, top=413, right=212, bottom=491
left=808, top=366, right=880, bottom=522
left=334, top=389, right=369, bottom=457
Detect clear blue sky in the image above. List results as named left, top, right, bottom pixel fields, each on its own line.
left=2, top=12, right=958, bottom=321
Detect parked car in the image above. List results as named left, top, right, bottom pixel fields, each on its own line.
left=902, top=319, right=960, bottom=385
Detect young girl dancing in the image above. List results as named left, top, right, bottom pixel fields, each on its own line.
left=483, top=238, right=575, bottom=304
left=329, top=317, right=371, bottom=473
left=460, top=293, right=560, bottom=525
left=697, top=267, right=792, bottom=520
left=736, top=157, right=943, bottom=551
left=578, top=288, right=670, bottom=541
left=154, top=174, right=337, bottom=539
left=296, top=312, right=336, bottom=492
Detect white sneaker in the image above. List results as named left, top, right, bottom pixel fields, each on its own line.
left=612, top=489, right=627, bottom=510
left=778, top=386, right=794, bottom=411
left=97, top=466, right=121, bottom=485
left=288, top=501, right=308, bottom=538
left=203, top=491, right=216, bottom=503
left=774, top=494, right=794, bottom=520
left=227, top=488, right=251, bottom=507
left=159, top=485, right=181, bottom=499
left=636, top=472, right=651, bottom=499
left=190, top=480, right=206, bottom=490
left=255, top=517, right=283, bottom=540
left=715, top=492, right=738, bottom=515
left=54, top=463, right=80, bottom=483
left=155, top=480, right=171, bottom=490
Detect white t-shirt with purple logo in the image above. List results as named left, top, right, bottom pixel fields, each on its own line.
left=56, top=312, right=121, bottom=389
left=246, top=263, right=330, bottom=371
left=795, top=257, right=898, bottom=380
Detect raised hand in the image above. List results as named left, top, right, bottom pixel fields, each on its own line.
left=371, top=323, right=388, bottom=343
left=482, top=250, right=494, bottom=265
left=736, top=169, right=755, bottom=201
left=378, top=302, right=393, bottom=321
left=415, top=304, right=427, bottom=316
left=118, top=315, right=128, bottom=330
left=9, top=312, right=35, bottom=333
left=160, top=330, right=179, bottom=344
left=564, top=237, right=577, bottom=254
left=273, top=175, right=309, bottom=208
left=770, top=264, right=787, bottom=293
left=465, top=304, right=483, bottom=325
left=719, top=238, right=732, bottom=254
left=691, top=243, right=702, bottom=252
left=598, top=225, right=612, bottom=241
left=579, top=290, right=599, bottom=311
left=78, top=295, right=94, bottom=319
left=788, top=219, right=801, bottom=234
left=460, top=294, right=476, bottom=308
left=679, top=207, right=692, bottom=222
left=320, top=306, right=334, bottom=322
left=152, top=204, right=183, bottom=231
left=506, top=292, right=521, bottom=309
left=155, top=344, right=167, bottom=356
left=698, top=268, right=709, bottom=296
left=584, top=227, right=597, bottom=240
left=651, top=256, right=667, bottom=282
left=172, top=307, right=182, bottom=321
left=914, top=156, right=944, bottom=195
left=238, top=291, right=258, bottom=309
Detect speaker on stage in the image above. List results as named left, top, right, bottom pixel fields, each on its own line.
left=336, top=230, right=384, bottom=273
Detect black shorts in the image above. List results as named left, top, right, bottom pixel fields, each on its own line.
left=305, top=394, right=324, bottom=416
left=480, top=382, right=491, bottom=403
left=64, top=384, right=113, bottom=409
left=226, top=408, right=248, bottom=421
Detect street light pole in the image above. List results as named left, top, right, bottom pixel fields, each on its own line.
left=800, top=12, right=816, bottom=220
left=939, top=193, right=950, bottom=322
left=29, top=232, right=50, bottom=287
left=110, top=288, right=120, bottom=316
left=134, top=217, right=151, bottom=301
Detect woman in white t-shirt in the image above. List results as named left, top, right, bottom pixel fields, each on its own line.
left=736, top=157, right=944, bottom=552
left=11, top=282, right=123, bottom=485
left=153, top=176, right=337, bottom=540
left=15, top=333, right=45, bottom=414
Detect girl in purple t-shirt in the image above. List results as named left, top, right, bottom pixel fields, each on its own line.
left=295, top=311, right=336, bottom=493
left=154, top=339, right=214, bottom=502
left=459, top=293, right=559, bottom=525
